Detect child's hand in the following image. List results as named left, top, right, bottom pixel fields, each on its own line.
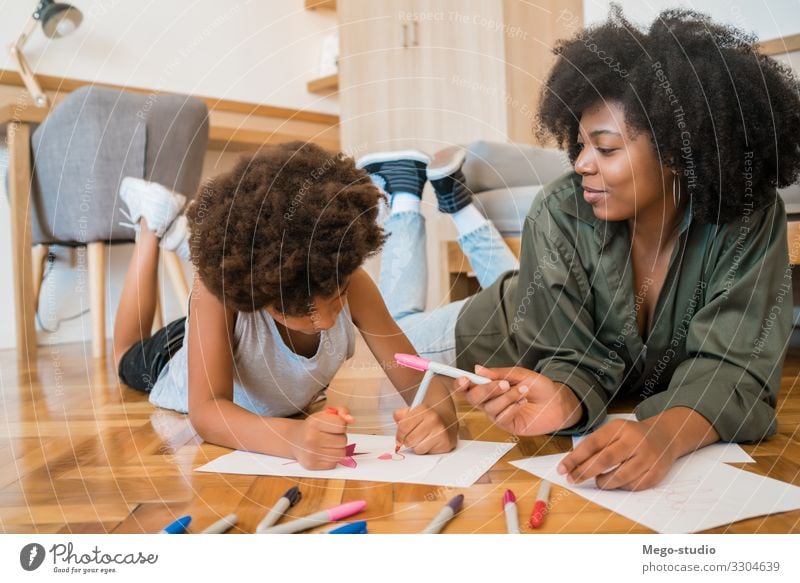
left=291, top=406, right=354, bottom=470
left=453, top=365, right=581, bottom=435
left=393, top=405, right=457, bottom=454
left=557, top=418, right=678, bottom=491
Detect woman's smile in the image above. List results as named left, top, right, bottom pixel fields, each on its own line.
left=583, top=183, right=607, bottom=205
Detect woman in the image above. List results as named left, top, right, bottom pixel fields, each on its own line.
left=365, top=7, right=800, bottom=490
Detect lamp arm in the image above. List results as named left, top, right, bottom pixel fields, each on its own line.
left=8, top=15, right=49, bottom=108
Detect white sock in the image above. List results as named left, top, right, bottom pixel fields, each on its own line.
left=391, top=192, right=421, bottom=214
left=451, top=203, right=488, bottom=236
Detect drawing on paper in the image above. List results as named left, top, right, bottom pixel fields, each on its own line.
left=282, top=442, right=377, bottom=468
left=635, top=479, right=718, bottom=512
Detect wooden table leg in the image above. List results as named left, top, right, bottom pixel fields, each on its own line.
left=7, top=121, right=37, bottom=365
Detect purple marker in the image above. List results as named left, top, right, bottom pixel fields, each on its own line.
left=421, top=494, right=464, bottom=534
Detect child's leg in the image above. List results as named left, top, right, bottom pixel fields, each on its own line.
left=113, top=219, right=161, bottom=368
left=113, top=178, right=186, bottom=369
left=428, top=146, right=519, bottom=288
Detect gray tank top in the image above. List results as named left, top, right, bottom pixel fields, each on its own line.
left=149, top=302, right=356, bottom=417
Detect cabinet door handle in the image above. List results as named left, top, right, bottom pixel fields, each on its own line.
left=412, top=21, right=419, bottom=46
left=402, top=23, right=408, bottom=48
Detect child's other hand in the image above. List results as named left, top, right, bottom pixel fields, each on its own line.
left=557, top=418, right=678, bottom=491
left=291, top=406, right=354, bottom=470
left=453, top=365, right=581, bottom=435
left=393, top=405, right=456, bottom=455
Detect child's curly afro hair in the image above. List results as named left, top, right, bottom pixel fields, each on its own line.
left=537, top=5, right=800, bottom=224
left=186, top=141, right=386, bottom=315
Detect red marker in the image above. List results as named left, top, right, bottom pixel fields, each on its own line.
left=503, top=489, right=519, bottom=533
left=528, top=480, right=551, bottom=529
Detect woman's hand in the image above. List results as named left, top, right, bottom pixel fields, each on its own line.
left=453, top=365, right=583, bottom=435
left=393, top=404, right=457, bottom=454
left=557, top=417, right=679, bottom=490
left=290, top=406, right=353, bottom=470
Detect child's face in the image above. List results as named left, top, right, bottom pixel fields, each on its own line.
left=266, top=282, right=350, bottom=335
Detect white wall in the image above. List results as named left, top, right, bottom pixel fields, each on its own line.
left=0, top=0, right=340, bottom=113
left=0, top=0, right=339, bottom=350
left=584, top=0, right=800, bottom=41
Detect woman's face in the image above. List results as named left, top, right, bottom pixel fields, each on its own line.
left=574, top=100, right=674, bottom=225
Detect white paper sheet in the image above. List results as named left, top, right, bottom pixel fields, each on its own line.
left=511, top=453, right=800, bottom=533
left=572, top=414, right=754, bottom=463
left=196, top=433, right=516, bottom=487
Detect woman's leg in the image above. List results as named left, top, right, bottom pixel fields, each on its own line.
left=428, top=146, right=519, bottom=288
left=457, top=221, right=520, bottom=289
left=358, top=150, right=465, bottom=365
left=357, top=151, right=430, bottom=320
left=380, top=211, right=428, bottom=320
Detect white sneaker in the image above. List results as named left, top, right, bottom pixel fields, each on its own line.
left=119, top=177, right=186, bottom=238
left=160, top=214, right=190, bottom=261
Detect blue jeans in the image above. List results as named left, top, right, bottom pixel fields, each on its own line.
left=379, top=212, right=519, bottom=366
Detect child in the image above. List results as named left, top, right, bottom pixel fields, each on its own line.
left=113, top=142, right=457, bottom=470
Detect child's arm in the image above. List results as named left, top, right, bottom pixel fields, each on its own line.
left=186, top=276, right=351, bottom=469
left=346, top=269, right=458, bottom=453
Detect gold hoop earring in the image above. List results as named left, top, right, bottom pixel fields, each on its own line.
left=673, top=172, right=681, bottom=207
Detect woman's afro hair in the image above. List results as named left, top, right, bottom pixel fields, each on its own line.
left=537, top=5, right=800, bottom=223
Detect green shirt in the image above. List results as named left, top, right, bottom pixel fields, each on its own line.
left=455, top=171, right=792, bottom=441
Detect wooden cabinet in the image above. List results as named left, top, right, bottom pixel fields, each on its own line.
left=338, top=0, right=583, bottom=153
left=336, top=0, right=582, bottom=304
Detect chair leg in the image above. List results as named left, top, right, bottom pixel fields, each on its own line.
left=32, top=244, right=49, bottom=313
left=163, top=251, right=189, bottom=314
left=87, top=242, right=106, bottom=359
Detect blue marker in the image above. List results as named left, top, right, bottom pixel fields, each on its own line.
left=326, top=520, right=368, bottom=534
left=160, top=515, right=192, bottom=534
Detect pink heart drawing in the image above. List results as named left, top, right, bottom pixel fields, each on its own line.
left=338, top=443, right=368, bottom=468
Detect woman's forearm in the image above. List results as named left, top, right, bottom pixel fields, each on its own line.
left=640, top=406, right=720, bottom=459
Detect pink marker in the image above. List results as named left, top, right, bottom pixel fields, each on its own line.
left=503, top=489, right=520, bottom=534
left=259, top=500, right=367, bottom=534
left=394, top=353, right=491, bottom=386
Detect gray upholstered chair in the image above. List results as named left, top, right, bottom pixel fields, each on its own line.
left=30, top=86, right=209, bottom=358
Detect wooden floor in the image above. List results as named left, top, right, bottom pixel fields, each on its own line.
left=1, top=336, right=799, bottom=534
